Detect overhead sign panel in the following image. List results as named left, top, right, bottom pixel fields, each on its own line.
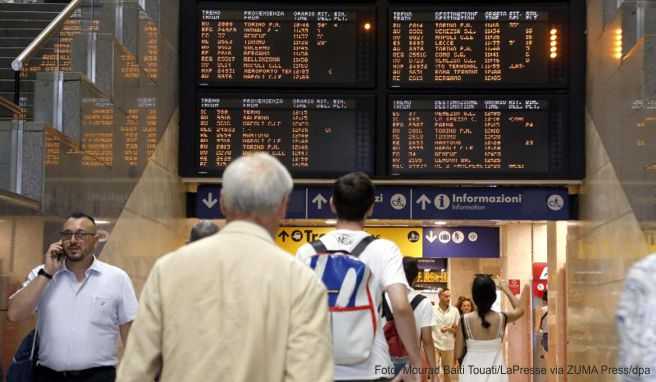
left=191, top=95, right=375, bottom=178
left=389, top=5, right=568, bottom=88
left=389, top=95, right=568, bottom=178
left=198, top=5, right=376, bottom=87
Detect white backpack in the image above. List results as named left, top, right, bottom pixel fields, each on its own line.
left=307, top=236, right=378, bottom=365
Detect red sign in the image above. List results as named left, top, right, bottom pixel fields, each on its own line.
left=532, top=262, right=548, bottom=298
left=508, top=279, right=521, bottom=295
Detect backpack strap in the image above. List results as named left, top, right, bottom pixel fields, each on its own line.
left=382, top=293, right=426, bottom=322
left=310, top=240, right=328, bottom=254
left=381, top=293, right=394, bottom=322
left=351, top=236, right=376, bottom=258
left=409, top=294, right=426, bottom=310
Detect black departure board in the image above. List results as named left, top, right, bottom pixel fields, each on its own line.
left=181, top=1, right=586, bottom=180
left=389, top=96, right=568, bottom=177
left=198, top=5, right=375, bottom=87
left=195, top=95, right=374, bottom=177
left=390, top=6, right=568, bottom=88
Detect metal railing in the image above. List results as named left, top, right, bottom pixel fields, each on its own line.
left=11, top=0, right=83, bottom=73
left=9, top=0, right=83, bottom=105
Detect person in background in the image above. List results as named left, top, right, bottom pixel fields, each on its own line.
left=535, top=291, right=548, bottom=356
left=455, top=276, right=528, bottom=382
left=432, top=288, right=459, bottom=382
left=187, top=220, right=219, bottom=243
left=385, top=258, right=436, bottom=379
left=456, top=297, right=475, bottom=316
left=8, top=212, right=138, bottom=382
left=616, top=252, right=656, bottom=382
left=117, top=153, right=333, bottom=382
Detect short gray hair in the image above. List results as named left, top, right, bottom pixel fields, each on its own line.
left=189, top=220, right=219, bottom=243
left=221, top=152, right=293, bottom=215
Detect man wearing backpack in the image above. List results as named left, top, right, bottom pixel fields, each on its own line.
left=382, top=259, right=436, bottom=380
left=296, top=172, right=422, bottom=382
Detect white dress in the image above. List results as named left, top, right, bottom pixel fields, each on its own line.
left=459, top=312, right=507, bottom=382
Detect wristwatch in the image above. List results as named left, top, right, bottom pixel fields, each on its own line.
left=38, top=268, right=53, bottom=280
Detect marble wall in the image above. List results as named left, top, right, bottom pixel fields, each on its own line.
left=565, top=1, right=656, bottom=380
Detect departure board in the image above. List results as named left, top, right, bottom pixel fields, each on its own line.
left=198, top=5, right=375, bottom=87
left=389, top=96, right=567, bottom=177
left=195, top=95, right=374, bottom=177
left=390, top=6, right=567, bottom=88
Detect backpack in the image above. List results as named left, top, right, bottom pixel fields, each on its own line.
left=381, top=293, right=426, bottom=358
left=7, top=328, right=38, bottom=382
left=307, top=236, right=377, bottom=365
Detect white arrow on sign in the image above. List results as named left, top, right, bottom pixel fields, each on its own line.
left=416, top=194, right=431, bottom=210
left=312, top=194, right=328, bottom=210
left=425, top=231, right=437, bottom=243
left=202, top=192, right=218, bottom=209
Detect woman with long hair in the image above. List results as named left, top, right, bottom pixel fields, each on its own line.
left=455, top=275, right=528, bottom=382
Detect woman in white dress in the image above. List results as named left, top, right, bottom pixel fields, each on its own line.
left=454, top=276, right=528, bottom=382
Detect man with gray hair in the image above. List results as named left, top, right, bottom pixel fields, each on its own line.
left=117, top=153, right=333, bottom=382
left=188, top=220, right=219, bottom=243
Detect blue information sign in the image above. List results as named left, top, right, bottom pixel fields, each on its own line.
left=423, top=227, right=499, bottom=258
left=412, top=188, right=569, bottom=220
left=196, top=185, right=223, bottom=219
left=194, top=186, right=571, bottom=221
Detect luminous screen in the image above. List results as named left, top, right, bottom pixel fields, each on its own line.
left=390, top=96, right=565, bottom=176
left=390, top=7, right=567, bottom=88
left=199, top=6, right=375, bottom=87
left=196, top=95, right=374, bottom=177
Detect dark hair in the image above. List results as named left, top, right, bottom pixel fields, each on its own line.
left=472, top=275, right=496, bottom=328
left=66, top=212, right=96, bottom=226
left=332, top=172, right=375, bottom=221
left=541, top=290, right=548, bottom=303
left=403, top=258, right=419, bottom=285
left=189, top=220, right=219, bottom=243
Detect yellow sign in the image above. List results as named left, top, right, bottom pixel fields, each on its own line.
left=363, top=227, right=423, bottom=258
left=275, top=227, right=332, bottom=254
left=275, top=226, right=423, bottom=257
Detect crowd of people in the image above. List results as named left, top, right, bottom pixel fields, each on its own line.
left=7, top=153, right=532, bottom=382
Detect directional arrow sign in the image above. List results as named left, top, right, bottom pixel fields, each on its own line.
left=278, top=231, right=290, bottom=242
left=195, top=185, right=223, bottom=219
left=312, top=194, right=328, bottom=210
left=202, top=192, right=218, bottom=209
left=425, top=231, right=437, bottom=244
left=416, top=194, right=431, bottom=210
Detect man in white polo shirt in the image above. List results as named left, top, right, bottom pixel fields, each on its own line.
left=432, top=288, right=459, bottom=382
left=8, top=212, right=138, bottom=382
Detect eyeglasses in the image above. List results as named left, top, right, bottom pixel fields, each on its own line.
left=60, top=231, right=96, bottom=241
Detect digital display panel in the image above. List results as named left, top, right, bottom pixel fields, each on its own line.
left=390, top=6, right=567, bottom=88
left=195, top=95, right=374, bottom=177
left=389, top=96, right=567, bottom=177
left=198, top=5, right=375, bottom=87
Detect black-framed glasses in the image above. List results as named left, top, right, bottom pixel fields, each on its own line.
left=60, top=231, right=96, bottom=241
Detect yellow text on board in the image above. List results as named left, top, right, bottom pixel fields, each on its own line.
left=275, top=226, right=423, bottom=257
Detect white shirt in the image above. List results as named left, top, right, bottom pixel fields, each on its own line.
left=12, top=258, right=138, bottom=371
left=432, top=304, right=459, bottom=351
left=296, top=229, right=409, bottom=380
left=385, top=289, right=435, bottom=340
left=617, top=253, right=656, bottom=382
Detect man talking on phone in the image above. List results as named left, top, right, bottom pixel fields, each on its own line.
left=8, top=212, right=138, bottom=382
